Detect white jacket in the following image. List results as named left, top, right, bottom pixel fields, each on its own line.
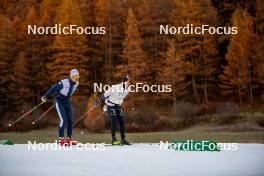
left=104, top=82, right=129, bottom=106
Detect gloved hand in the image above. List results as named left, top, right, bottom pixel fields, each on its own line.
left=93, top=94, right=105, bottom=107
left=41, top=96, right=47, bottom=103
left=93, top=97, right=101, bottom=107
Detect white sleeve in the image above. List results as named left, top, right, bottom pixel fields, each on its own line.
left=104, top=85, right=114, bottom=98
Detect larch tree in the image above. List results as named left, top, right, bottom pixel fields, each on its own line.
left=40, top=0, right=61, bottom=26
left=220, top=9, right=256, bottom=103
left=116, top=8, right=150, bottom=83
left=94, top=0, right=108, bottom=83
left=170, top=0, right=219, bottom=104
left=78, top=0, right=97, bottom=86
left=116, top=8, right=150, bottom=107
left=137, top=0, right=173, bottom=84
left=48, top=0, right=88, bottom=95
left=158, top=39, right=188, bottom=112
left=255, top=0, right=264, bottom=36
left=0, top=15, right=17, bottom=113
left=95, top=0, right=125, bottom=84
left=197, top=0, right=220, bottom=104
left=254, top=0, right=264, bottom=96
left=252, top=36, right=264, bottom=98
left=11, top=15, right=32, bottom=111
left=39, top=0, right=61, bottom=94
left=23, top=6, right=47, bottom=105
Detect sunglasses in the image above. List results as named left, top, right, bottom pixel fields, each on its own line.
left=71, top=75, right=80, bottom=79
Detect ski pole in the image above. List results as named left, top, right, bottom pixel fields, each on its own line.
left=32, top=104, right=55, bottom=125
left=82, top=111, right=105, bottom=134
left=73, top=106, right=95, bottom=126
left=9, top=101, right=45, bottom=127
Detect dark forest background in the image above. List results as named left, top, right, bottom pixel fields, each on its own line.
left=0, top=0, right=263, bottom=132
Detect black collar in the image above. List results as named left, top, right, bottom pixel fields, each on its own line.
left=69, top=78, right=76, bottom=85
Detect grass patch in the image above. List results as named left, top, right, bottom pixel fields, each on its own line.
left=0, top=127, right=264, bottom=144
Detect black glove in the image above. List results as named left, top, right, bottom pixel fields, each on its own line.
left=93, top=94, right=105, bottom=107
left=93, top=97, right=100, bottom=107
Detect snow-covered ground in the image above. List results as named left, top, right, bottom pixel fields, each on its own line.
left=0, top=143, right=263, bottom=176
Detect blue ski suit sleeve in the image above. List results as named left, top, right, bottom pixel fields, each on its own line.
left=43, top=81, right=63, bottom=98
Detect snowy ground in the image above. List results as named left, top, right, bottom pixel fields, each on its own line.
left=0, top=143, right=264, bottom=176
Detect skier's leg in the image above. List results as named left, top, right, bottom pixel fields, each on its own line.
left=118, top=107, right=131, bottom=145
left=65, top=104, right=73, bottom=138
left=107, top=106, right=117, bottom=141
left=64, top=104, right=76, bottom=145
left=117, top=107, right=125, bottom=140
left=55, top=102, right=66, bottom=137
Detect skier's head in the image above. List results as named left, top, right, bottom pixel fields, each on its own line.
left=121, top=75, right=131, bottom=86
left=70, top=68, right=80, bottom=82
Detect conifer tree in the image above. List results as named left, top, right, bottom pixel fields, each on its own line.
left=40, top=0, right=61, bottom=26
left=78, top=0, right=97, bottom=85
left=170, top=0, right=219, bottom=104
left=220, top=9, right=256, bottom=103
left=39, top=0, right=61, bottom=94
left=95, top=0, right=125, bottom=83
left=11, top=15, right=32, bottom=111
left=158, top=39, right=188, bottom=110
left=23, top=6, right=45, bottom=104
left=256, top=0, right=264, bottom=35
left=116, top=8, right=150, bottom=83
left=255, top=0, right=264, bottom=96
left=138, top=0, right=173, bottom=84
left=48, top=0, right=88, bottom=95
left=0, top=15, right=17, bottom=113
left=115, top=8, right=151, bottom=107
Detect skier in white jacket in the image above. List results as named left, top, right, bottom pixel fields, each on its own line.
left=94, top=75, right=131, bottom=145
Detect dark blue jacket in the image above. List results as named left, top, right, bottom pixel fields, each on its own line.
left=44, top=78, right=79, bottom=104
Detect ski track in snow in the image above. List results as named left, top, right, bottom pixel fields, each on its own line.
left=0, top=143, right=264, bottom=176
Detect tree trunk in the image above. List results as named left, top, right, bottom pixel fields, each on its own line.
left=191, top=57, right=200, bottom=104
left=192, top=75, right=200, bottom=104
left=248, top=62, right=253, bottom=103
left=238, top=84, right=242, bottom=103
left=204, top=76, right=208, bottom=104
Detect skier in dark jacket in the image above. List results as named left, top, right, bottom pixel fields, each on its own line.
left=41, top=69, right=79, bottom=145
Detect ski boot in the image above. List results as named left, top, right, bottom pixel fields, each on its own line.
left=58, top=137, right=66, bottom=146
left=112, top=139, right=121, bottom=145
left=66, top=137, right=77, bottom=145
left=121, top=139, right=131, bottom=145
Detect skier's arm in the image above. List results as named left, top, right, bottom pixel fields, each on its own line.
left=43, top=81, right=63, bottom=98
left=93, top=86, right=114, bottom=107
left=103, top=85, right=114, bottom=98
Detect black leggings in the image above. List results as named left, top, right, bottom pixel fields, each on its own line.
left=107, top=105, right=125, bottom=140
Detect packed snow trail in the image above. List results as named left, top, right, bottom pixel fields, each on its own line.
left=0, top=143, right=263, bottom=176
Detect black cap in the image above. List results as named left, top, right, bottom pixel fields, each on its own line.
left=121, top=75, right=130, bottom=82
